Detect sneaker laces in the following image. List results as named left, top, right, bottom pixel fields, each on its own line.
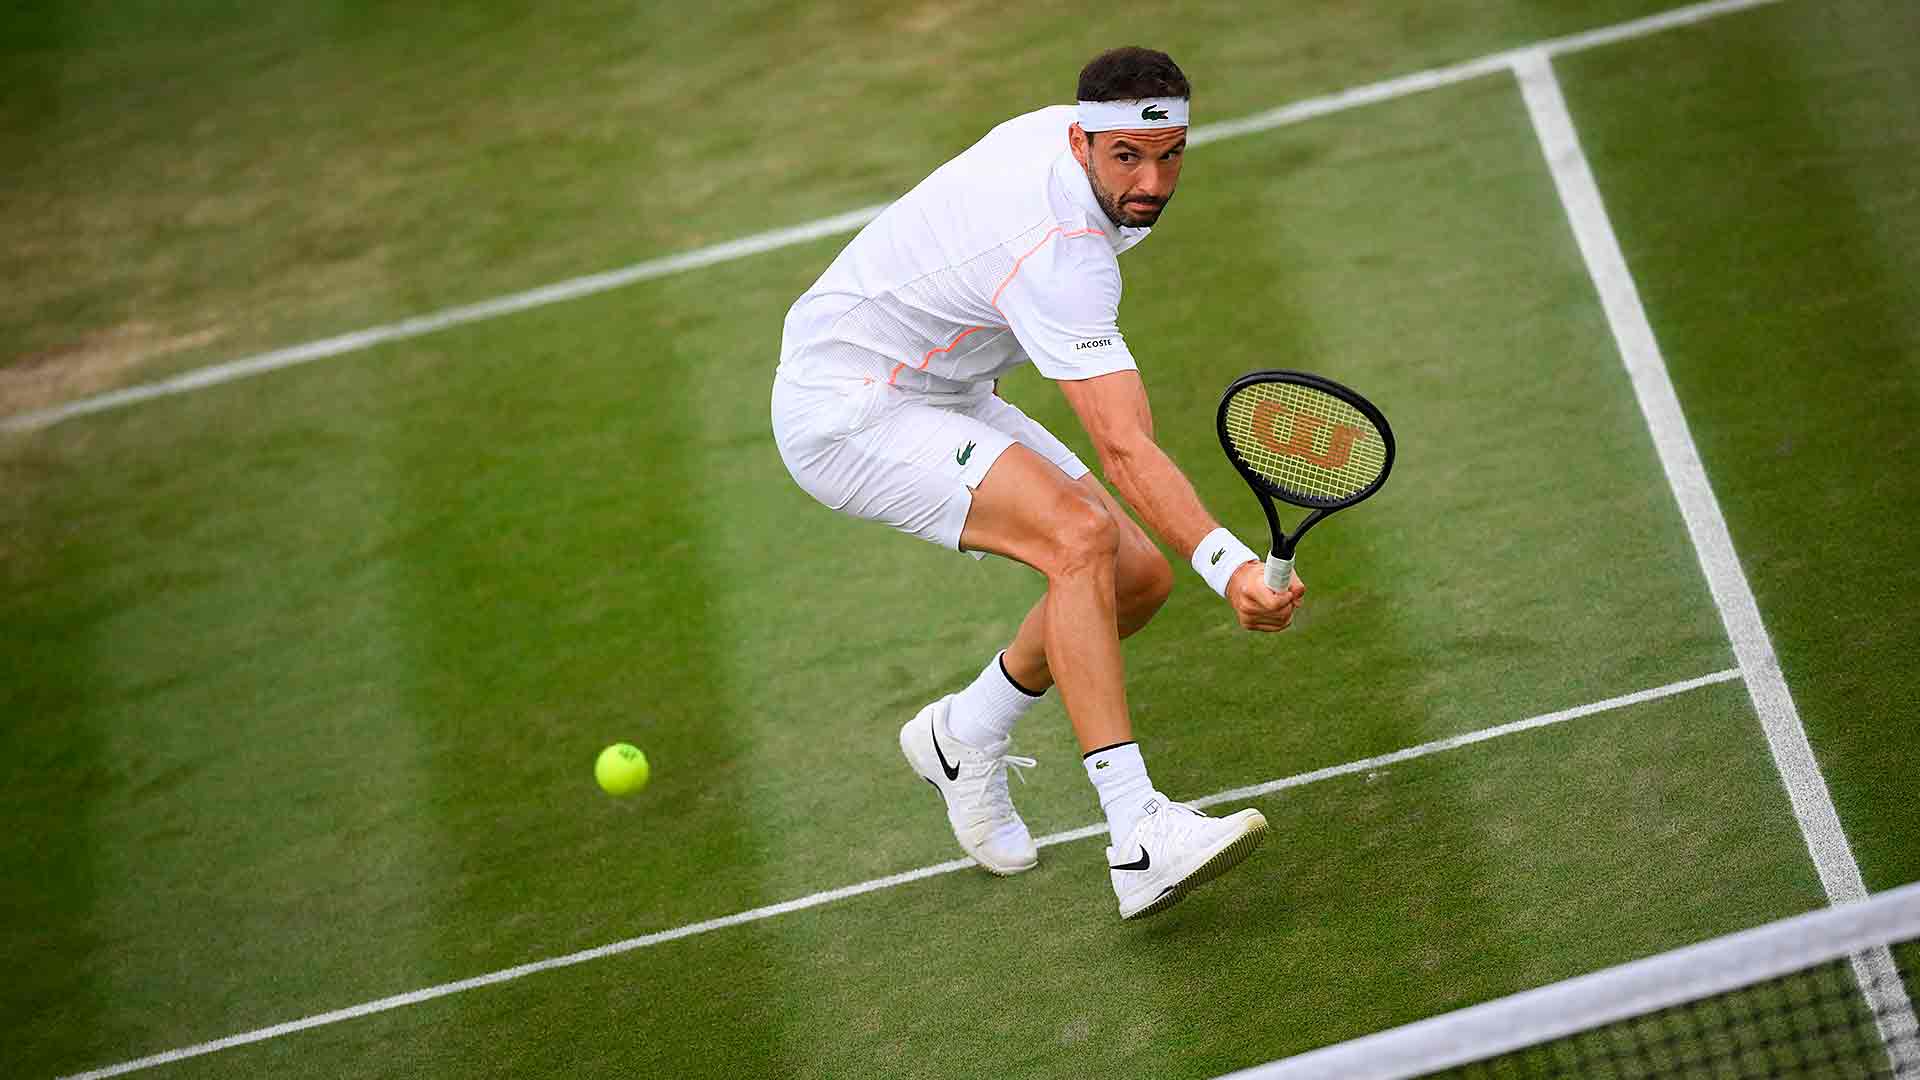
left=960, top=747, right=1036, bottom=828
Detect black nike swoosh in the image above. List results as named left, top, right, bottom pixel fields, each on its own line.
left=1109, top=847, right=1151, bottom=872
left=930, top=718, right=961, bottom=781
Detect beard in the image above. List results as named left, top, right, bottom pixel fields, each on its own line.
left=1084, top=162, right=1169, bottom=228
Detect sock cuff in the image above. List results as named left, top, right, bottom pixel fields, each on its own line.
left=1082, top=740, right=1137, bottom=760
left=1084, top=741, right=1146, bottom=789
left=946, top=651, right=1044, bottom=748
left=996, top=652, right=1045, bottom=698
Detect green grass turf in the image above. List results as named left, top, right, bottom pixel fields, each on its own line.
left=1, top=0, right=1687, bottom=405
left=3, top=2, right=1915, bottom=1077
left=1552, top=0, right=1920, bottom=890
left=137, top=682, right=1822, bottom=1079
left=3, top=59, right=1778, bottom=1078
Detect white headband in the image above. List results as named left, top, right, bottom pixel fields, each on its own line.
left=1076, top=97, right=1189, bottom=132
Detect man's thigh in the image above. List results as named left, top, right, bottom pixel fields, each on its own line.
left=956, top=432, right=1165, bottom=589
left=774, top=380, right=1085, bottom=556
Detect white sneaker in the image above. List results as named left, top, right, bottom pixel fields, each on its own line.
left=899, top=696, right=1039, bottom=875
left=1107, top=797, right=1267, bottom=919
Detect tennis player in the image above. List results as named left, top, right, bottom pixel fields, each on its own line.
left=772, top=47, right=1304, bottom=919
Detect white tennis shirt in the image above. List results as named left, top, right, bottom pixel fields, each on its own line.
left=778, top=105, right=1154, bottom=394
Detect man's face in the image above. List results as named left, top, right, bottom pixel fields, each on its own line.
left=1071, top=123, right=1187, bottom=228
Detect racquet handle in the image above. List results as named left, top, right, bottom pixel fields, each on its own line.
left=1264, top=552, right=1294, bottom=592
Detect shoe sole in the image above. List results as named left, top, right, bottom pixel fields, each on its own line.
left=1122, top=811, right=1268, bottom=920
left=899, top=705, right=1037, bottom=877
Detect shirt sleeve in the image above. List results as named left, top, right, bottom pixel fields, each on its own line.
left=992, top=226, right=1139, bottom=381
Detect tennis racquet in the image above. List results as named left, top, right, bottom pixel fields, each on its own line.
left=1216, top=370, right=1395, bottom=590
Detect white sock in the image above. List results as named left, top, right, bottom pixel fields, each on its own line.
left=1084, top=742, right=1157, bottom=846
left=947, top=651, right=1044, bottom=747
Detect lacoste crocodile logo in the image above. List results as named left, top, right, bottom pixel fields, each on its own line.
left=956, top=441, right=976, bottom=466
left=1141, top=105, right=1170, bottom=121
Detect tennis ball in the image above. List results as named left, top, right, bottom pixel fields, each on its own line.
left=595, top=743, right=650, bottom=796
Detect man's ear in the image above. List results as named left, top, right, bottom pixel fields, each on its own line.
left=1069, top=122, right=1091, bottom=168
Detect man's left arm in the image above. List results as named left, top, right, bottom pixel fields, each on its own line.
left=1057, top=369, right=1210, bottom=556
left=1057, top=370, right=1303, bottom=630
left=992, top=238, right=1301, bottom=626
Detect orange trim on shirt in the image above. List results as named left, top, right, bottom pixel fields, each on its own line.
left=991, top=226, right=1104, bottom=311
left=888, top=225, right=1105, bottom=386
left=889, top=325, right=987, bottom=385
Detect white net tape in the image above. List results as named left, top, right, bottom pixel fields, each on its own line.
left=1214, top=882, right=1920, bottom=1080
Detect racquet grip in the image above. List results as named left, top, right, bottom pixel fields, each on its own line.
left=1264, top=552, right=1294, bottom=592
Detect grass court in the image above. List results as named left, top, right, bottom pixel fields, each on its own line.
left=3, top=1, right=1917, bottom=1076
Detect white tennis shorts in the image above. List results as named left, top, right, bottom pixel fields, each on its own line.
left=771, top=370, right=1091, bottom=558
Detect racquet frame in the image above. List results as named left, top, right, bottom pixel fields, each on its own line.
left=1215, top=369, right=1396, bottom=588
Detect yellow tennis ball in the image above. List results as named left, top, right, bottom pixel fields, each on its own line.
left=595, top=743, right=650, bottom=796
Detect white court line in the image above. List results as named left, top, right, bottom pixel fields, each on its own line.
left=1, top=204, right=890, bottom=434
left=3, top=0, right=1783, bottom=436
left=1514, top=47, right=1920, bottom=1066
left=1192, top=0, right=1782, bottom=146
left=57, top=670, right=1740, bottom=1080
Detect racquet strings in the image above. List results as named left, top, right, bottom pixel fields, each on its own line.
left=1221, top=381, right=1389, bottom=505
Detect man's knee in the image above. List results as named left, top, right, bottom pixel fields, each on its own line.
left=1040, top=488, right=1121, bottom=576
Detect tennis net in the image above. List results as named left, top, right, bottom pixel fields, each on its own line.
left=1219, top=881, right=1920, bottom=1079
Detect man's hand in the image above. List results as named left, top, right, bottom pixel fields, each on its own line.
left=1225, top=564, right=1305, bottom=632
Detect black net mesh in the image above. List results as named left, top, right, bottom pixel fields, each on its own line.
left=1421, top=951, right=1918, bottom=1080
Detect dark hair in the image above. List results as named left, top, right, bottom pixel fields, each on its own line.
left=1076, top=47, right=1190, bottom=103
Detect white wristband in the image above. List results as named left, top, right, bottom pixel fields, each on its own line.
left=1190, top=527, right=1258, bottom=598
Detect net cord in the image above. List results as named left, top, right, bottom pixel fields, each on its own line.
left=1213, top=880, right=1920, bottom=1080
